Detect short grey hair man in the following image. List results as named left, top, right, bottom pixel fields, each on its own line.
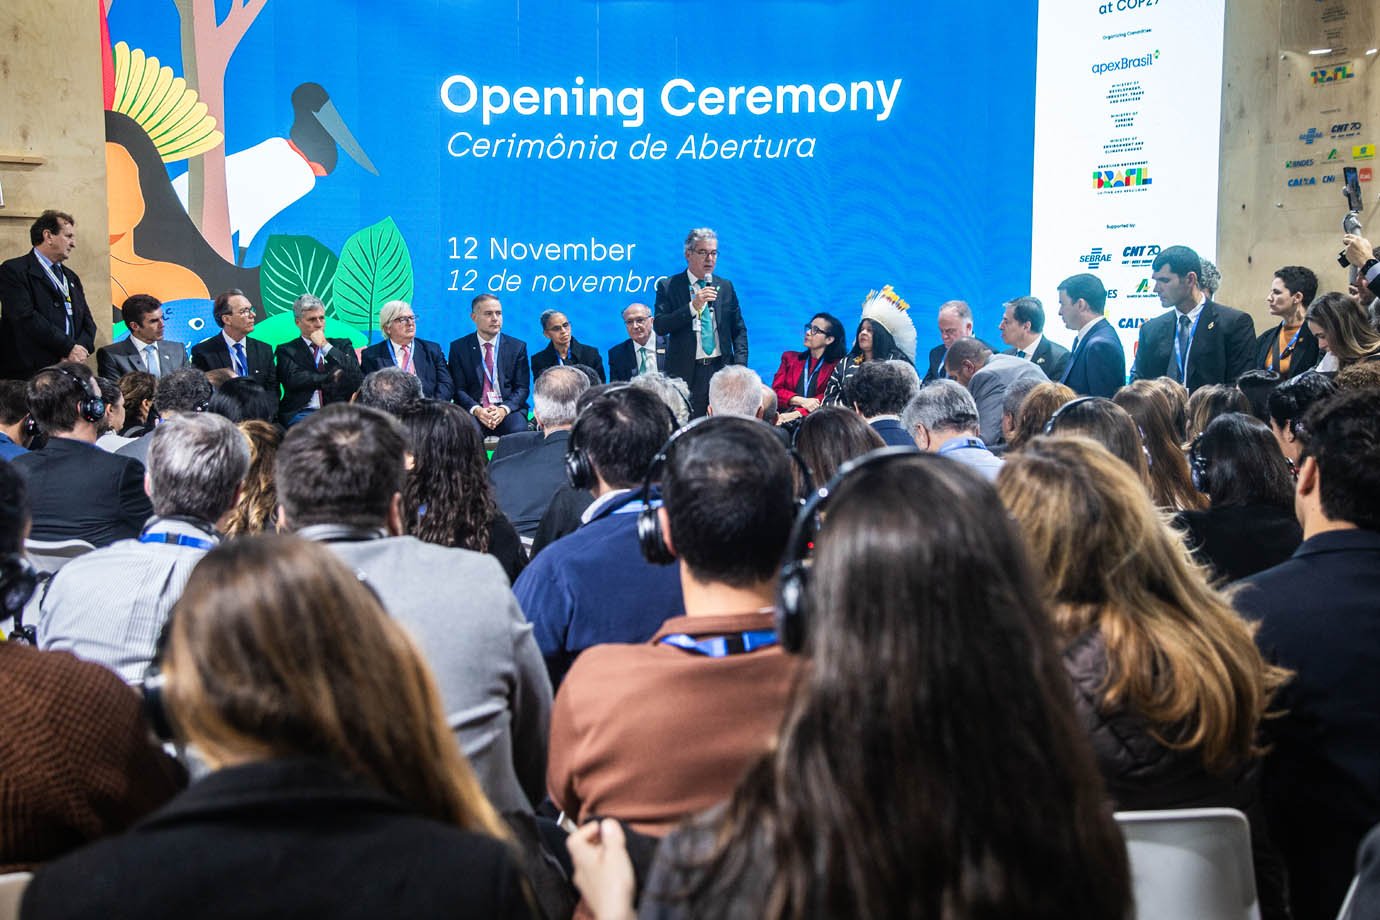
left=630, top=372, right=693, bottom=427
left=356, top=367, right=423, bottom=417
left=533, top=366, right=589, bottom=431
left=293, top=293, right=326, bottom=320
left=39, top=413, right=251, bottom=683
left=707, top=365, right=765, bottom=418
left=684, top=227, right=717, bottom=251
left=901, top=380, right=1003, bottom=480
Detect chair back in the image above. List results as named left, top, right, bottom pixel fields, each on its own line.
left=1116, top=808, right=1261, bottom=920
left=0, top=872, right=32, bottom=920
left=25, top=538, right=96, bottom=575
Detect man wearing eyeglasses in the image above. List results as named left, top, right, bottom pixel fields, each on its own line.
left=653, top=227, right=749, bottom=417
left=191, top=290, right=278, bottom=395
left=608, top=302, right=667, bottom=381
left=360, top=300, right=454, bottom=400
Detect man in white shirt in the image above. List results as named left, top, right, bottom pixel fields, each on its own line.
left=608, top=302, right=667, bottom=381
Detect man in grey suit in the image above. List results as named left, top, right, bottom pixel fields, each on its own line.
left=96, top=294, right=188, bottom=381
left=39, top=414, right=248, bottom=683
left=945, top=336, right=1048, bottom=445
left=116, top=367, right=212, bottom=466
left=276, top=403, right=552, bottom=816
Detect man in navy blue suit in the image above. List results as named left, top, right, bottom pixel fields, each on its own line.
left=843, top=359, right=919, bottom=447
left=447, top=294, right=529, bottom=436
left=607, top=303, right=667, bottom=381
left=1055, top=273, right=1125, bottom=398
left=360, top=300, right=453, bottom=400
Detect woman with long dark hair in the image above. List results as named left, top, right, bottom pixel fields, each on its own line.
left=821, top=288, right=916, bottom=406
left=21, top=535, right=535, bottom=919
left=569, top=452, right=1131, bottom=919
left=998, top=436, right=1292, bottom=918
left=771, top=312, right=846, bottom=425
left=400, top=400, right=525, bottom=581
left=791, top=405, right=884, bottom=487
left=1177, top=413, right=1302, bottom=582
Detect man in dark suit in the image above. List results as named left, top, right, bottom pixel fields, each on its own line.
left=1130, top=245, right=1255, bottom=390
left=608, top=302, right=667, bottom=381
left=489, top=366, right=589, bottom=537
left=0, top=210, right=98, bottom=380
left=530, top=309, right=606, bottom=382
left=1055, top=273, right=1126, bottom=398
left=1235, top=388, right=1380, bottom=920
left=448, top=294, right=530, bottom=437
left=652, top=228, right=749, bottom=417
left=1255, top=265, right=1321, bottom=379
left=11, top=363, right=153, bottom=547
left=96, top=294, right=189, bottom=381
left=998, top=295, right=1070, bottom=381
left=359, top=299, right=453, bottom=400
left=843, top=359, right=919, bottom=447
left=190, top=290, right=278, bottom=395
left=922, top=300, right=973, bottom=383
left=274, top=294, right=363, bottom=426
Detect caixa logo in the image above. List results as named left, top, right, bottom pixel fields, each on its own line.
left=1288, top=176, right=1317, bottom=187
left=1079, top=247, right=1114, bottom=269
left=1117, top=316, right=1147, bottom=329
left=1098, top=0, right=1157, bottom=12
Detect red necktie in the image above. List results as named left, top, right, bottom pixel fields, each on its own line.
left=400, top=344, right=414, bottom=374
left=482, top=341, right=496, bottom=405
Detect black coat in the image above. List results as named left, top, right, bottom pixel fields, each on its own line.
left=360, top=337, right=454, bottom=401
left=1254, top=320, right=1322, bottom=379
left=11, top=437, right=152, bottom=547
left=1173, top=504, right=1303, bottom=583
left=0, top=253, right=97, bottom=380
left=1130, top=300, right=1257, bottom=390
left=274, top=337, right=364, bottom=423
left=21, top=758, right=536, bottom=920
left=1002, top=337, right=1071, bottom=381
left=652, top=273, right=749, bottom=380
left=530, top=339, right=606, bottom=383
left=190, top=333, right=279, bottom=395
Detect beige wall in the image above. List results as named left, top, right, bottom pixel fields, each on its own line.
left=0, top=0, right=112, bottom=347
left=1219, top=1, right=1379, bottom=326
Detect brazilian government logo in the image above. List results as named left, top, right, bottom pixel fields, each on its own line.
left=1093, top=166, right=1153, bottom=190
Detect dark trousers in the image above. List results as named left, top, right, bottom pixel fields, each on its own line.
left=689, top=358, right=725, bottom=418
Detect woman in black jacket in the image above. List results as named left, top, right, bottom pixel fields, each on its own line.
left=1176, top=413, right=1302, bottom=582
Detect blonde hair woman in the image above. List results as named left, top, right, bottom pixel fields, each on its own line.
left=22, top=535, right=536, bottom=919
left=220, top=419, right=280, bottom=536
left=1005, top=381, right=1076, bottom=452
left=998, top=436, right=1291, bottom=919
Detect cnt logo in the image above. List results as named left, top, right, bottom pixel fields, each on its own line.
left=1121, top=244, right=1160, bottom=267
left=1332, top=122, right=1363, bottom=138
left=1079, top=247, right=1114, bottom=270
left=1299, top=128, right=1324, bottom=145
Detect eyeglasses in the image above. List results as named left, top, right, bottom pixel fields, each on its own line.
left=231, top=308, right=255, bottom=317
left=691, top=249, right=718, bottom=258
left=804, top=324, right=830, bottom=336
left=390, top=316, right=417, bottom=325
left=625, top=315, right=652, bottom=325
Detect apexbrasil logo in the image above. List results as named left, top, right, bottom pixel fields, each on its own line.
left=1091, top=49, right=1159, bottom=75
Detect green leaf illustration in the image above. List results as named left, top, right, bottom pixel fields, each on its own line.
left=260, top=234, right=338, bottom=317
left=332, top=217, right=414, bottom=330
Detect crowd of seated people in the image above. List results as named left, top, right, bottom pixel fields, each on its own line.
left=5, top=221, right=1380, bottom=920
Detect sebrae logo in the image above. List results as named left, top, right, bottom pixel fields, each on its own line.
left=1079, top=247, right=1114, bottom=269
left=1093, top=166, right=1152, bottom=190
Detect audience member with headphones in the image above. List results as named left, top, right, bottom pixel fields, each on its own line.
left=546, top=415, right=802, bottom=838
left=11, top=362, right=153, bottom=547
left=0, top=458, right=183, bottom=873
left=114, top=365, right=213, bottom=466
left=514, top=385, right=683, bottom=689
left=569, top=447, right=1132, bottom=918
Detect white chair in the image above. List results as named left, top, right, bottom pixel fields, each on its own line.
left=1116, top=808, right=1261, bottom=920
left=0, top=872, right=32, bottom=920
left=24, top=538, right=96, bottom=575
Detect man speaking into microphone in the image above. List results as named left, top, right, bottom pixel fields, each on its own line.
left=654, top=227, right=749, bottom=417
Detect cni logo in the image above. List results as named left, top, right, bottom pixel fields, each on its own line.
left=1080, top=247, right=1114, bottom=269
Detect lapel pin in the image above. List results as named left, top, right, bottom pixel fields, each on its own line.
left=1207, top=322, right=1215, bottom=330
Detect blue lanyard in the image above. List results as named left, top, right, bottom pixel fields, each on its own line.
left=139, top=532, right=216, bottom=551
left=1172, top=309, right=1204, bottom=384
left=39, top=257, right=70, bottom=301
left=801, top=355, right=821, bottom=397
left=660, top=629, right=778, bottom=657
left=1269, top=325, right=1305, bottom=372
left=937, top=437, right=986, bottom=456
left=387, top=339, right=414, bottom=372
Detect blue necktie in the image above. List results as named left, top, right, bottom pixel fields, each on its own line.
left=1176, top=314, right=1192, bottom=378
left=233, top=342, right=248, bottom=377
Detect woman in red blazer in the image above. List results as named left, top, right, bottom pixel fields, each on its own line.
left=772, top=312, right=846, bottom=424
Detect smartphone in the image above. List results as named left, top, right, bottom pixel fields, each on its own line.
left=1344, top=166, right=1363, bottom=212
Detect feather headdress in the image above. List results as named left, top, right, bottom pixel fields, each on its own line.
left=859, top=285, right=916, bottom=362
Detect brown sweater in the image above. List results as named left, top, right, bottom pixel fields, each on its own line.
left=547, top=611, right=801, bottom=835
left=0, top=643, right=184, bottom=872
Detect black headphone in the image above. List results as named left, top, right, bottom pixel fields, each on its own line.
left=1, top=554, right=39, bottom=644
left=1043, top=396, right=1100, bottom=436
left=54, top=365, right=106, bottom=423
left=1188, top=434, right=1211, bottom=493
left=775, top=446, right=921, bottom=654
left=564, top=385, right=636, bottom=491
left=637, top=417, right=818, bottom=567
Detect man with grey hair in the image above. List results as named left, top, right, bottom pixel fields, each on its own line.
left=274, top=292, right=363, bottom=425
left=654, top=227, right=749, bottom=417
left=944, top=336, right=1048, bottom=446
left=360, top=299, right=453, bottom=400
left=116, top=365, right=214, bottom=466
left=924, top=300, right=973, bottom=383
left=490, top=365, right=590, bottom=538
left=998, top=295, right=1070, bottom=380
left=39, top=413, right=250, bottom=682
left=902, top=380, right=1003, bottom=481
left=844, top=359, right=919, bottom=447
left=355, top=366, right=424, bottom=417
left=707, top=364, right=766, bottom=418
left=630, top=371, right=693, bottom=427
left=608, top=302, right=666, bottom=380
